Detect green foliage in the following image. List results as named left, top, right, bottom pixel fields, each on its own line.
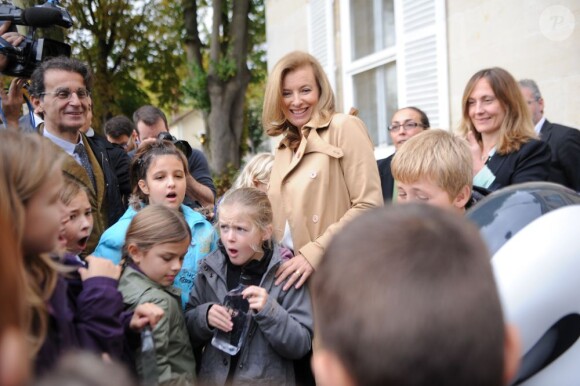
left=62, top=0, right=185, bottom=125
left=212, top=163, right=239, bottom=199
left=183, top=63, right=210, bottom=112
left=212, top=53, right=237, bottom=82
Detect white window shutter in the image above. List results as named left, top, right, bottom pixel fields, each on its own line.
left=308, top=0, right=336, bottom=91
left=398, top=0, right=449, bottom=129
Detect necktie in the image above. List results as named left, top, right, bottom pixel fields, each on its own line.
left=74, top=143, right=96, bottom=189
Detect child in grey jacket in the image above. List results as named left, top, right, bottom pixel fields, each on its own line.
left=185, top=188, right=313, bottom=386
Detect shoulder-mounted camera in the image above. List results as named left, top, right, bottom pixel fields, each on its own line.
left=0, top=0, right=72, bottom=78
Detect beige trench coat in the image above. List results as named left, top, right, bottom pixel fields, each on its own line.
left=268, top=113, right=383, bottom=269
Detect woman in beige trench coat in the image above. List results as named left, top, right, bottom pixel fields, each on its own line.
left=263, top=51, right=383, bottom=291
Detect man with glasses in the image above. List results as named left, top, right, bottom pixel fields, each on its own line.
left=104, top=115, right=139, bottom=152
left=377, top=106, right=430, bottom=202
left=519, top=79, right=580, bottom=191
left=30, top=56, right=120, bottom=254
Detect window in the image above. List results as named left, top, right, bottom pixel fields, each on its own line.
left=353, top=63, right=398, bottom=145
left=340, top=0, right=449, bottom=150
left=350, top=0, right=396, bottom=59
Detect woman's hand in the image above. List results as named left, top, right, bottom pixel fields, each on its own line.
left=78, top=256, right=121, bottom=281
left=466, top=130, right=485, bottom=174
left=207, top=304, right=233, bottom=332
left=130, top=303, right=165, bottom=331
left=242, top=286, right=269, bottom=313
left=274, top=253, right=313, bottom=291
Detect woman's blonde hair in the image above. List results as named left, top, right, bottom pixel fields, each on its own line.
left=262, top=51, right=335, bottom=149
left=129, top=140, right=191, bottom=210
left=123, top=204, right=191, bottom=260
left=231, top=153, right=274, bottom=190
left=458, top=67, right=536, bottom=155
left=0, top=131, right=64, bottom=355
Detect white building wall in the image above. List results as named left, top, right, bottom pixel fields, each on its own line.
left=448, top=0, right=580, bottom=129
left=265, top=0, right=310, bottom=70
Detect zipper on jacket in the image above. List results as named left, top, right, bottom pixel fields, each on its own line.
left=236, top=320, right=258, bottom=369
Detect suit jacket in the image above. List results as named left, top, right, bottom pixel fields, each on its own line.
left=87, top=133, right=130, bottom=225
left=377, top=154, right=395, bottom=202
left=540, top=119, right=580, bottom=191
left=485, top=139, right=551, bottom=191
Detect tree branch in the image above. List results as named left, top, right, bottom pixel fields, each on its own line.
left=209, top=0, right=223, bottom=75
left=183, top=0, right=204, bottom=70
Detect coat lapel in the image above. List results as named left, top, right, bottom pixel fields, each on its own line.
left=540, top=119, right=552, bottom=142
left=82, top=134, right=104, bottom=203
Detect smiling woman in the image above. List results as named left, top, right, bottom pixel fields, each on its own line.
left=262, top=51, right=383, bottom=290
left=458, top=67, right=551, bottom=192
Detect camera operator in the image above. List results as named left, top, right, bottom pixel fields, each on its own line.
left=132, top=105, right=216, bottom=210
left=0, top=21, right=26, bottom=130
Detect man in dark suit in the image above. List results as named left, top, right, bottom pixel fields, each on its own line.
left=519, top=79, right=580, bottom=191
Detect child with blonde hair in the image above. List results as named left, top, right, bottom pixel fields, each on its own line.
left=391, top=129, right=478, bottom=213
left=231, top=153, right=274, bottom=192
left=186, top=188, right=313, bottom=386
left=57, top=177, right=93, bottom=256
left=119, top=204, right=196, bottom=385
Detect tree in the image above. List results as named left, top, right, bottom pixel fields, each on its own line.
left=61, top=0, right=185, bottom=130
left=182, top=0, right=266, bottom=173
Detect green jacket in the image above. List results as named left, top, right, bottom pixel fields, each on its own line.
left=119, top=266, right=195, bottom=385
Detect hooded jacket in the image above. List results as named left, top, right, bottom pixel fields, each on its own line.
left=185, top=245, right=313, bottom=386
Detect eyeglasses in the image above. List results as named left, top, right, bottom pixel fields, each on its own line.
left=40, top=88, right=91, bottom=100
left=387, top=122, right=425, bottom=132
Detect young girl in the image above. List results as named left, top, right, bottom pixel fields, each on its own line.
left=0, top=131, right=162, bottom=377
left=0, top=131, right=119, bottom=375
left=185, top=187, right=313, bottom=386
left=57, top=177, right=93, bottom=257
left=94, top=140, right=216, bottom=307
left=119, top=204, right=196, bottom=385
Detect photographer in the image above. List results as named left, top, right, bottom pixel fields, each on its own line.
left=132, top=105, right=216, bottom=210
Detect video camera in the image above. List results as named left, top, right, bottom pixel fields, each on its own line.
left=0, top=0, right=72, bottom=78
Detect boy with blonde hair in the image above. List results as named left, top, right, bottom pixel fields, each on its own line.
left=391, top=129, right=475, bottom=213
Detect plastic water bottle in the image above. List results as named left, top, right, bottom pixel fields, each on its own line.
left=141, top=325, right=159, bottom=386
left=211, top=273, right=252, bottom=355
